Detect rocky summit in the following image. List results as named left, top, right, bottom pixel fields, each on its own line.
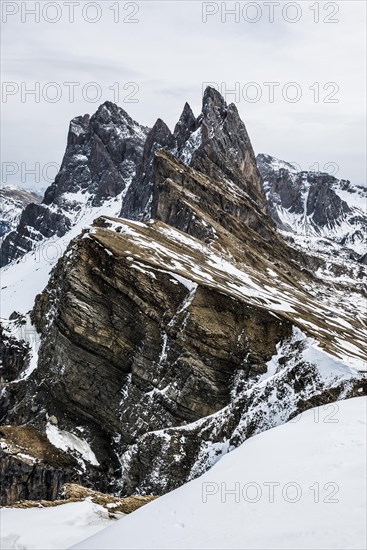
left=0, top=103, right=149, bottom=268
left=0, top=88, right=366, bottom=505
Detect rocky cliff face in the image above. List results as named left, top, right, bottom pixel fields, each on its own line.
left=0, top=426, right=79, bottom=505
left=0, top=89, right=366, bottom=504
left=3, top=217, right=291, bottom=489
left=0, top=329, right=30, bottom=385
left=3, top=211, right=365, bottom=498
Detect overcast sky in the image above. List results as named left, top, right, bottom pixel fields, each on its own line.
left=1, top=0, right=366, bottom=189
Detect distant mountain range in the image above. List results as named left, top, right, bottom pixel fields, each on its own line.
left=257, top=153, right=366, bottom=258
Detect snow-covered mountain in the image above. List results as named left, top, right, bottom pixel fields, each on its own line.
left=257, top=153, right=367, bottom=258
left=0, top=103, right=149, bottom=267
left=0, top=89, right=366, bottom=516
left=72, top=397, right=366, bottom=550
left=0, top=187, right=42, bottom=240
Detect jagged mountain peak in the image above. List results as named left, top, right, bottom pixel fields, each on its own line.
left=42, top=101, right=149, bottom=209
left=121, top=87, right=267, bottom=224
left=199, top=86, right=230, bottom=132
left=118, top=118, right=175, bottom=221
left=193, top=89, right=266, bottom=208
left=149, top=118, right=174, bottom=144
left=173, top=102, right=198, bottom=150
left=92, top=100, right=146, bottom=132
left=67, top=101, right=148, bottom=150
left=96, top=99, right=122, bottom=115
left=66, top=101, right=134, bottom=144
left=202, top=85, right=227, bottom=110
left=1, top=102, right=150, bottom=266
left=175, top=102, right=196, bottom=127
left=199, top=86, right=246, bottom=134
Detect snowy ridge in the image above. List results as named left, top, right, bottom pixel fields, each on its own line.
left=92, top=216, right=367, bottom=370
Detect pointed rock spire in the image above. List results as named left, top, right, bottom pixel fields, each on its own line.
left=147, top=118, right=174, bottom=151
left=174, top=102, right=198, bottom=149
left=139, top=118, right=174, bottom=181
left=120, top=118, right=174, bottom=221
left=202, top=86, right=227, bottom=110
left=186, top=87, right=267, bottom=208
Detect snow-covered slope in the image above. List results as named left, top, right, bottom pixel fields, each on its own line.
left=257, top=153, right=367, bottom=256
left=72, top=396, right=366, bottom=550
left=1, top=398, right=364, bottom=550
left=0, top=186, right=41, bottom=239
left=0, top=500, right=115, bottom=550
left=0, top=195, right=126, bottom=318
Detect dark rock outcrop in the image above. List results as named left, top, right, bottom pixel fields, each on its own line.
left=120, top=118, right=174, bottom=220
left=173, top=102, right=198, bottom=150
left=121, top=87, right=267, bottom=229
left=0, top=327, right=30, bottom=384
left=0, top=426, right=79, bottom=506
left=43, top=102, right=149, bottom=209
left=150, top=149, right=276, bottom=247
left=191, top=87, right=266, bottom=207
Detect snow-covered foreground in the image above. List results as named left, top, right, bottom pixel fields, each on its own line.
left=1, top=398, right=365, bottom=550
left=0, top=500, right=115, bottom=550
left=73, top=397, right=366, bottom=550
